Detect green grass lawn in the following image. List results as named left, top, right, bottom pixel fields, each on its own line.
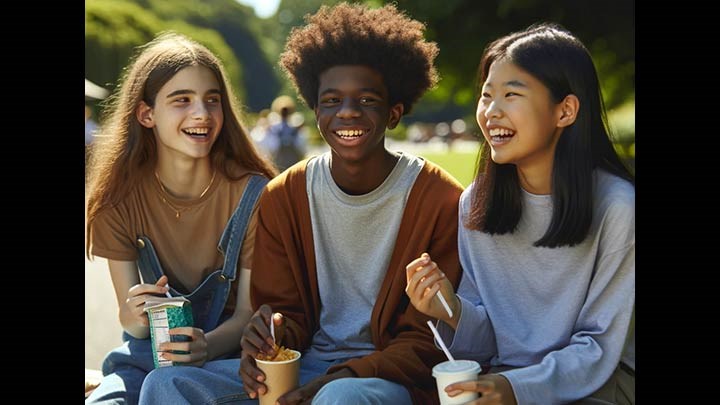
left=419, top=148, right=480, bottom=188
left=419, top=143, right=634, bottom=187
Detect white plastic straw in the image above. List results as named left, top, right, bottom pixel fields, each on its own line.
left=270, top=313, right=276, bottom=344
left=436, top=291, right=453, bottom=318
left=426, top=320, right=455, bottom=362
left=164, top=283, right=172, bottom=298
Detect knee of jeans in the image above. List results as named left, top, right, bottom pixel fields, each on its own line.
left=142, top=367, right=186, bottom=395
left=313, top=379, right=366, bottom=405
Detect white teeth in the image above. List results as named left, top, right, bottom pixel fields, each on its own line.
left=488, top=128, right=514, bottom=136
left=336, top=129, right=364, bottom=138
left=183, top=127, right=209, bottom=135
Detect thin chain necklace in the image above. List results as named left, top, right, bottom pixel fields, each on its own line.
left=154, top=170, right=216, bottom=219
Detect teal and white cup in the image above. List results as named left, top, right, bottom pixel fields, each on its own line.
left=432, top=359, right=482, bottom=405
left=143, top=296, right=194, bottom=368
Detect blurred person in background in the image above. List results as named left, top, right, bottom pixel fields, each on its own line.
left=265, top=95, right=307, bottom=172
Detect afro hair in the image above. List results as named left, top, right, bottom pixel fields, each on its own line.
left=279, top=2, right=439, bottom=115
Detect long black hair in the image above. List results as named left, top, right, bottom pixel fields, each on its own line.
left=466, top=22, right=634, bottom=248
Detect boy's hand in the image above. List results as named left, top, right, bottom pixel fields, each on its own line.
left=239, top=305, right=285, bottom=398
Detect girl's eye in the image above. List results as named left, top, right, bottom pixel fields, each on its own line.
left=481, top=92, right=491, bottom=99
left=174, top=97, right=190, bottom=103
left=206, top=97, right=220, bottom=104
left=505, top=92, right=520, bottom=97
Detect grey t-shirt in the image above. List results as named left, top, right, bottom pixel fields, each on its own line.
left=305, top=152, right=424, bottom=360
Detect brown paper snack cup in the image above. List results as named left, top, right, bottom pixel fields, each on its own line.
left=255, top=349, right=301, bottom=405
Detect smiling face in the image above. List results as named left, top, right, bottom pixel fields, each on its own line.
left=137, top=65, right=224, bottom=163
left=477, top=59, right=565, bottom=172
left=314, top=65, right=403, bottom=164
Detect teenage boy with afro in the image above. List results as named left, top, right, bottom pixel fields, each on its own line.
left=137, top=3, right=464, bottom=404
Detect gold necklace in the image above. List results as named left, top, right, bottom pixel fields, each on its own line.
left=154, top=170, right=216, bottom=219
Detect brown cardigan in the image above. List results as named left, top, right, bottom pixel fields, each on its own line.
left=251, top=158, right=464, bottom=404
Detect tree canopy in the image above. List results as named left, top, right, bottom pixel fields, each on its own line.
left=86, top=0, right=634, bottom=129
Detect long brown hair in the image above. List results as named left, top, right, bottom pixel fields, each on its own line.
left=86, top=32, right=277, bottom=256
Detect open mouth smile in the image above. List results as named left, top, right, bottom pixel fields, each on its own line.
left=334, top=129, right=366, bottom=140
left=487, top=127, right=515, bottom=145
left=182, top=127, right=211, bottom=139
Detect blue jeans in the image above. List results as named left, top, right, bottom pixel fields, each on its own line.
left=85, top=333, right=155, bottom=405
left=138, top=352, right=412, bottom=404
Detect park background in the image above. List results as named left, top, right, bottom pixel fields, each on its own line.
left=85, top=0, right=634, bottom=371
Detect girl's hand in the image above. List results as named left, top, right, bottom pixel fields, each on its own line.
left=119, top=275, right=170, bottom=337
left=405, top=253, right=459, bottom=323
left=446, top=374, right=516, bottom=405
left=159, top=327, right=208, bottom=367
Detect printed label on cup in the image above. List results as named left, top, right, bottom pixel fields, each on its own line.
left=143, top=296, right=193, bottom=368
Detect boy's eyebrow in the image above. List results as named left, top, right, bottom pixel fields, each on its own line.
left=319, top=88, right=384, bottom=97
left=166, top=88, right=221, bottom=98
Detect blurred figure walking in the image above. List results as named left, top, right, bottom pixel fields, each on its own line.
left=265, top=95, right=306, bottom=172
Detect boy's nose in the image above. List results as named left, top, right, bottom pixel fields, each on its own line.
left=336, top=100, right=361, bottom=119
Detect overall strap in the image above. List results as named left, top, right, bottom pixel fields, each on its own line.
left=135, top=236, right=165, bottom=287
left=217, top=175, right=269, bottom=279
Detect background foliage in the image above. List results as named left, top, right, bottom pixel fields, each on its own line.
left=86, top=0, right=634, bottom=145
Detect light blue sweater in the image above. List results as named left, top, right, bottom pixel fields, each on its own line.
left=439, top=170, right=635, bottom=404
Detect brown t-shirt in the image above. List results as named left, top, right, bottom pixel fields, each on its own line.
left=91, top=172, right=259, bottom=316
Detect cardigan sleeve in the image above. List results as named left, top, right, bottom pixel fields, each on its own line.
left=250, top=172, right=314, bottom=350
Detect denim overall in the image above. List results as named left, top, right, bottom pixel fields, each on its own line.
left=86, top=175, right=268, bottom=405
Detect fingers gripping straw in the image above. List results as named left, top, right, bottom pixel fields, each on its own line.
left=421, top=253, right=453, bottom=318
left=143, top=296, right=193, bottom=368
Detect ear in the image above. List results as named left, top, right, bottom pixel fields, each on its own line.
left=387, top=103, right=404, bottom=129
left=556, top=94, right=579, bottom=128
left=136, top=101, right=155, bottom=129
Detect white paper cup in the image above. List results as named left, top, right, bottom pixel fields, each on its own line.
left=255, top=349, right=301, bottom=405
left=432, top=359, right=482, bottom=405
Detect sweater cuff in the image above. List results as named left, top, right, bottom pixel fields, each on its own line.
left=448, top=296, right=486, bottom=352
left=497, top=370, right=526, bottom=405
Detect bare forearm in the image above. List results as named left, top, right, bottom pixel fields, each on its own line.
left=122, top=323, right=150, bottom=339
left=205, top=310, right=252, bottom=360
